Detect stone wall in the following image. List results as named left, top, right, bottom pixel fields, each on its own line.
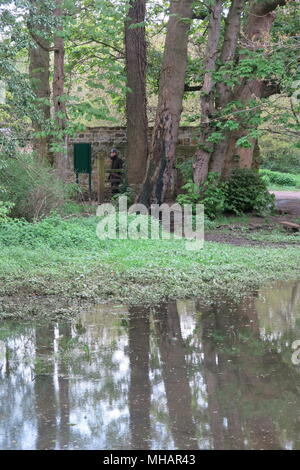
left=67, top=126, right=199, bottom=199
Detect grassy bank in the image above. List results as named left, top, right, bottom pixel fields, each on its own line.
left=0, top=215, right=300, bottom=318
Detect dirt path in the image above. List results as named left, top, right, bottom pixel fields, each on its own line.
left=205, top=191, right=300, bottom=247
left=271, top=191, right=300, bottom=217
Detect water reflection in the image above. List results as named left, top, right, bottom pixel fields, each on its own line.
left=1, top=281, right=300, bottom=450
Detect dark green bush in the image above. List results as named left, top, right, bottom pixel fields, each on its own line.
left=224, top=169, right=275, bottom=215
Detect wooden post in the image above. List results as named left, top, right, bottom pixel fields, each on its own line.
left=98, top=152, right=105, bottom=203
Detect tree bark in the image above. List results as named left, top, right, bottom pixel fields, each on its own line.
left=194, top=0, right=287, bottom=182
left=28, top=0, right=51, bottom=164
left=208, top=0, right=245, bottom=175
left=220, top=0, right=286, bottom=178
left=125, top=0, right=148, bottom=193
left=137, top=0, right=194, bottom=206
left=193, top=0, right=223, bottom=186
left=53, top=0, right=67, bottom=171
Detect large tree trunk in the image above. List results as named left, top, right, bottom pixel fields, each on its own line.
left=220, top=0, right=286, bottom=178
left=193, top=0, right=223, bottom=186
left=208, top=0, right=245, bottom=176
left=125, top=0, right=148, bottom=193
left=28, top=0, right=51, bottom=164
left=137, top=0, right=193, bottom=206
left=53, top=0, right=67, bottom=171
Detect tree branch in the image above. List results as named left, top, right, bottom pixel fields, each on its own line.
left=29, top=30, right=56, bottom=52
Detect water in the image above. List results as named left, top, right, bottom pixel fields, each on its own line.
left=1, top=280, right=300, bottom=450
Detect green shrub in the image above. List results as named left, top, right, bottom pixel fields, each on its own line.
left=0, top=214, right=99, bottom=249
left=177, top=173, right=225, bottom=219
left=0, top=152, right=80, bottom=221
left=0, top=184, right=14, bottom=221
left=0, top=200, right=14, bottom=221
left=176, top=181, right=201, bottom=206
left=259, top=169, right=298, bottom=187
left=175, top=158, right=194, bottom=181
left=224, top=169, right=275, bottom=215
left=200, top=173, right=226, bottom=218
left=112, top=184, right=136, bottom=207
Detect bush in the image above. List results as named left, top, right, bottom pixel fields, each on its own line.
left=224, top=169, right=275, bottom=215
left=0, top=214, right=99, bottom=249
left=259, top=169, right=298, bottom=187
left=176, top=158, right=194, bottom=181
left=0, top=152, right=80, bottom=221
left=0, top=185, right=14, bottom=221
left=0, top=200, right=14, bottom=221
left=112, top=184, right=136, bottom=207
left=177, top=173, right=225, bottom=219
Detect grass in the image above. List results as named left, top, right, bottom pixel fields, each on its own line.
left=268, top=185, right=300, bottom=191
left=0, top=214, right=300, bottom=318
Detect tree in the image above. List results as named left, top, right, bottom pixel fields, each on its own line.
left=193, top=0, right=290, bottom=185
left=52, top=0, right=67, bottom=170
left=138, top=0, right=194, bottom=206
left=125, top=0, right=148, bottom=192
left=28, top=0, right=51, bottom=163
left=193, top=0, right=223, bottom=185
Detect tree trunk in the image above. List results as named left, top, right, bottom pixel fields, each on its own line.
left=28, top=0, right=51, bottom=164
left=137, top=0, right=193, bottom=206
left=193, top=0, right=223, bottom=186
left=220, top=0, right=286, bottom=178
left=125, top=0, right=148, bottom=193
left=208, top=0, right=245, bottom=175
left=53, top=0, right=67, bottom=171
left=194, top=0, right=286, bottom=183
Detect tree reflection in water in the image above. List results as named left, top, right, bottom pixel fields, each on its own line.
left=0, top=281, right=300, bottom=449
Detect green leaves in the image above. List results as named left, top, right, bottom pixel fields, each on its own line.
left=236, top=136, right=252, bottom=148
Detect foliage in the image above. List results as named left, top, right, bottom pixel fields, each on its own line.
left=111, top=183, right=136, bottom=208
left=0, top=200, right=14, bottom=222
left=176, top=167, right=275, bottom=218
left=176, top=157, right=194, bottom=182
left=260, top=169, right=299, bottom=187
left=224, top=169, right=275, bottom=216
left=177, top=173, right=225, bottom=219
left=0, top=214, right=98, bottom=249
left=200, top=173, right=226, bottom=218
left=0, top=151, right=79, bottom=220
left=259, top=130, right=300, bottom=175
